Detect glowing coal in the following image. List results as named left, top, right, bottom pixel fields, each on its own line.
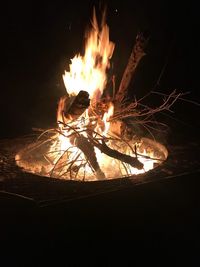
left=15, top=136, right=168, bottom=181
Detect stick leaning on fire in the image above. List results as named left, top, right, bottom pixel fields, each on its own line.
left=57, top=32, right=148, bottom=177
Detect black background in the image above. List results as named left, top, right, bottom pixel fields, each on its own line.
left=1, top=0, right=199, bottom=138
left=1, top=0, right=200, bottom=260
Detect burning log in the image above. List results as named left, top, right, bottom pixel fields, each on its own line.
left=115, top=32, right=148, bottom=104
left=15, top=9, right=176, bottom=181
left=63, top=90, right=90, bottom=120
left=89, top=138, right=144, bottom=170
left=75, top=135, right=105, bottom=179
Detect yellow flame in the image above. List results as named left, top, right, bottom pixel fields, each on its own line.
left=95, top=102, right=114, bottom=136
left=15, top=9, right=167, bottom=181
left=45, top=9, right=163, bottom=180
left=62, top=9, right=115, bottom=101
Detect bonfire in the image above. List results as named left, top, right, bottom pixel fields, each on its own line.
left=16, top=8, right=185, bottom=181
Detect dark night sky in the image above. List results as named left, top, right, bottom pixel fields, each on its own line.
left=1, top=1, right=200, bottom=255
left=1, top=0, right=199, bottom=138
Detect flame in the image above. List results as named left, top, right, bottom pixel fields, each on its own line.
left=56, top=8, right=115, bottom=163
left=95, top=102, right=114, bottom=136
left=15, top=8, right=168, bottom=181
left=62, top=9, right=115, bottom=101
left=102, top=102, right=114, bottom=135
left=50, top=9, right=162, bottom=180
left=15, top=9, right=166, bottom=181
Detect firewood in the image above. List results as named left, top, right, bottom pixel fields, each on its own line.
left=115, top=32, right=148, bottom=104
left=109, top=121, right=135, bottom=141
left=75, top=135, right=105, bottom=179
left=63, top=90, right=90, bottom=120
left=89, top=138, right=144, bottom=170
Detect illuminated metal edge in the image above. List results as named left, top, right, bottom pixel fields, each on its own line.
left=15, top=136, right=168, bottom=181
left=0, top=135, right=199, bottom=206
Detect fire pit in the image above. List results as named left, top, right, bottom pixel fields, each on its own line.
left=15, top=136, right=168, bottom=181
left=15, top=9, right=178, bottom=182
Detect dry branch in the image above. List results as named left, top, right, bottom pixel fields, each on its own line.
left=89, top=138, right=144, bottom=170
left=57, top=120, right=143, bottom=171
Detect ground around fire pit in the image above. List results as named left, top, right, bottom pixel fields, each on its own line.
left=1, top=123, right=200, bottom=255
left=0, top=122, right=200, bottom=204
left=1, top=168, right=200, bottom=264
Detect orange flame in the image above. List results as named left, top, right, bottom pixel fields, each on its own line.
left=15, top=9, right=167, bottom=181
left=46, top=9, right=164, bottom=180
left=62, top=9, right=115, bottom=101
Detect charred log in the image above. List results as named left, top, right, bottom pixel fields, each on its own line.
left=89, top=138, right=144, bottom=170
left=115, top=32, right=149, bottom=104
left=63, top=90, right=90, bottom=120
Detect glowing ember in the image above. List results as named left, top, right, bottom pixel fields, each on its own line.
left=15, top=9, right=168, bottom=181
